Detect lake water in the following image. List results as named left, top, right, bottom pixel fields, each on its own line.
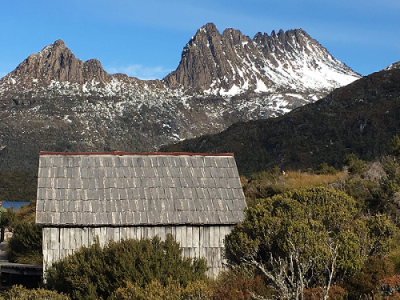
left=1, top=201, right=31, bottom=210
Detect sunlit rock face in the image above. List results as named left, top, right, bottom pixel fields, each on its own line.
left=0, top=23, right=361, bottom=173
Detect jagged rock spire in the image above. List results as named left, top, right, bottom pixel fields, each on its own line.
left=7, top=39, right=111, bottom=89
left=164, top=23, right=359, bottom=93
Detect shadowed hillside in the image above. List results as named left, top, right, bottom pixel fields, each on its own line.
left=161, top=67, right=400, bottom=175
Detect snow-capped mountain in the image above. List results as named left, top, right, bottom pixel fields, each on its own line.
left=1, top=23, right=360, bottom=103
left=165, top=23, right=359, bottom=97
left=0, top=23, right=361, bottom=173
left=384, top=61, right=400, bottom=71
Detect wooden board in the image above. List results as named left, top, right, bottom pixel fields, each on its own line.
left=42, top=225, right=234, bottom=278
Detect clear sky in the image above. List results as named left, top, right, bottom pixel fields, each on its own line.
left=1, top=0, right=399, bottom=80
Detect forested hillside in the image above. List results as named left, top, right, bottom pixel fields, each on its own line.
left=162, top=67, right=400, bottom=175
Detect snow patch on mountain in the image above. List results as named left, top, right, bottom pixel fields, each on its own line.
left=0, top=25, right=364, bottom=156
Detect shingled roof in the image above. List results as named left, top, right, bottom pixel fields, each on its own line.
left=36, top=152, right=246, bottom=226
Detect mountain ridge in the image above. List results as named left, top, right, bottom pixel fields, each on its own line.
left=1, top=23, right=360, bottom=101
left=164, top=23, right=359, bottom=95
left=0, top=23, right=361, bottom=176
left=161, top=65, right=400, bottom=174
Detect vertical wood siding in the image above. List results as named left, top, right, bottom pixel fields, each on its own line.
left=43, top=225, right=234, bottom=278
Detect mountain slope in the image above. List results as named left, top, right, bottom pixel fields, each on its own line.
left=164, top=23, right=359, bottom=96
left=0, top=23, right=360, bottom=175
left=161, top=66, right=400, bottom=175
left=0, top=23, right=360, bottom=104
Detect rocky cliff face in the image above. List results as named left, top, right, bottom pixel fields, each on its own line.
left=385, top=61, right=400, bottom=70
left=11, top=40, right=85, bottom=87
left=12, top=39, right=112, bottom=85
left=0, top=23, right=362, bottom=174
left=164, top=23, right=359, bottom=96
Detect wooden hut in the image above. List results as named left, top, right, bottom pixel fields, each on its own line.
left=35, top=151, right=247, bottom=277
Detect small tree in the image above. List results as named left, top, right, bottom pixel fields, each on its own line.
left=0, top=207, right=15, bottom=230
left=391, top=135, right=400, bottom=158
left=315, top=163, right=338, bottom=175
left=225, top=187, right=398, bottom=300
left=45, top=235, right=208, bottom=300
left=344, top=153, right=366, bottom=175
left=6, top=222, right=42, bottom=265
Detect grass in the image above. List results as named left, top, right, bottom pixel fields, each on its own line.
left=14, top=201, right=36, bottom=223
left=243, top=169, right=348, bottom=202
left=285, top=171, right=347, bottom=189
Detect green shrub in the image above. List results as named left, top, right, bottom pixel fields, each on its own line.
left=0, top=285, right=69, bottom=300
left=6, top=222, right=42, bottom=265
left=0, top=170, right=37, bottom=203
left=243, top=170, right=287, bottom=201
left=0, top=208, right=16, bottom=229
left=212, top=268, right=274, bottom=300
left=303, top=286, right=346, bottom=300
left=109, top=279, right=212, bottom=300
left=225, top=187, right=399, bottom=299
left=391, top=135, right=400, bottom=157
left=14, top=201, right=37, bottom=223
left=345, top=255, right=395, bottom=299
left=344, top=153, right=366, bottom=175
left=45, top=235, right=208, bottom=300
left=315, top=162, right=338, bottom=175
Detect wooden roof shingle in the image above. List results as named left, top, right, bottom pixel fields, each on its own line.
left=36, top=152, right=246, bottom=226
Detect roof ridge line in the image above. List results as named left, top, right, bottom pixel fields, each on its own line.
left=39, top=151, right=234, bottom=157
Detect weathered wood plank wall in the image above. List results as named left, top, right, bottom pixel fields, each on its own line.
left=43, top=225, right=234, bottom=277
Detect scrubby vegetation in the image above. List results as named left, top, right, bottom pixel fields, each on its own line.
left=0, top=170, right=37, bottom=202
left=0, top=285, right=69, bottom=300
left=109, top=279, right=212, bottom=300
left=6, top=221, right=42, bottom=264
left=45, top=235, right=208, bottom=300
left=7, top=137, right=400, bottom=299
left=225, top=186, right=398, bottom=299
left=0, top=201, right=43, bottom=265
left=218, top=143, right=400, bottom=299
left=33, top=150, right=400, bottom=299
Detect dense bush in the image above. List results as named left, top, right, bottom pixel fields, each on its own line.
left=225, top=187, right=399, bottom=299
left=0, top=285, right=69, bottom=300
left=303, top=286, right=346, bottom=300
left=0, top=207, right=15, bottom=230
left=243, top=170, right=287, bottom=201
left=345, top=255, right=395, bottom=299
left=109, top=279, right=212, bottom=300
left=46, top=235, right=208, bottom=300
left=344, top=153, right=366, bottom=175
left=243, top=169, right=345, bottom=204
left=6, top=222, right=42, bottom=265
left=380, top=275, right=400, bottom=299
left=0, top=170, right=37, bottom=202
left=14, top=201, right=37, bottom=223
left=391, top=135, right=400, bottom=157
left=315, top=162, right=338, bottom=175
left=212, top=268, right=273, bottom=300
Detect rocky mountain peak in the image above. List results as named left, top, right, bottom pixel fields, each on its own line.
left=385, top=61, right=400, bottom=71
left=53, top=39, right=66, bottom=47
left=165, top=23, right=256, bottom=90
left=222, top=27, right=250, bottom=45
left=0, top=24, right=377, bottom=179
left=1, top=40, right=114, bottom=96
left=7, top=39, right=84, bottom=88
left=203, top=22, right=219, bottom=35
left=164, top=24, right=360, bottom=95
left=83, top=59, right=111, bottom=82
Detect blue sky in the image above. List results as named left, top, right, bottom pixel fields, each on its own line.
left=1, top=0, right=399, bottom=79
